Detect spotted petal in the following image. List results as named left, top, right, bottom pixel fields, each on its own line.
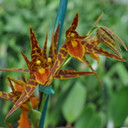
left=95, top=47, right=125, bottom=61
left=0, top=68, right=29, bottom=73
left=42, top=32, right=48, bottom=60
left=66, top=13, right=87, bottom=39
left=6, top=74, right=38, bottom=118
left=82, top=37, right=125, bottom=62
left=44, top=43, right=68, bottom=86
left=54, top=69, right=94, bottom=79
left=96, top=26, right=127, bottom=57
left=49, top=25, right=60, bottom=66
left=99, top=26, right=127, bottom=50
left=30, top=28, right=42, bottom=60
left=0, top=92, right=20, bottom=103
left=68, top=13, right=78, bottom=31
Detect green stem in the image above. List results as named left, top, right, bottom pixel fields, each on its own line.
left=39, top=95, right=49, bottom=128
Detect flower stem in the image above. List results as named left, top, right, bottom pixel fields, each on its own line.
left=39, top=95, right=49, bottom=128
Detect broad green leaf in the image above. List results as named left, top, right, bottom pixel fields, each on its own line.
left=87, top=112, right=104, bottom=128
left=75, top=104, right=96, bottom=128
left=62, top=81, right=87, bottom=123
left=110, top=87, right=128, bottom=127
left=75, top=104, right=104, bottom=128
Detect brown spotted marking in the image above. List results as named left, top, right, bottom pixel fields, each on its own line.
left=0, top=68, right=29, bottom=73
left=6, top=74, right=38, bottom=118
left=96, top=30, right=121, bottom=57
left=66, top=13, right=87, bottom=40
left=99, top=26, right=127, bottom=50
left=54, top=69, right=94, bottom=79
left=42, top=32, right=48, bottom=60
left=93, top=47, right=125, bottom=61
left=49, top=25, right=60, bottom=67
left=44, top=43, right=68, bottom=86
left=0, top=92, right=19, bottom=103
left=81, top=36, right=125, bottom=62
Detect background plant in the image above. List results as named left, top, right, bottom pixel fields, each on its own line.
left=0, top=0, right=128, bottom=128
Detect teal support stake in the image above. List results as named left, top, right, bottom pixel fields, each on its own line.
left=39, top=95, right=49, bottom=128
left=54, top=0, right=68, bottom=48
left=39, top=0, right=68, bottom=127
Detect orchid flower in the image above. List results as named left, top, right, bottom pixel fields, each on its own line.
left=45, top=13, right=127, bottom=87
left=0, top=25, right=94, bottom=117
left=0, top=77, right=39, bottom=125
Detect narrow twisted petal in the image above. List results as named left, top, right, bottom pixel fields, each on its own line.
left=44, top=43, right=68, bottom=86
left=93, top=47, right=125, bottom=61
left=0, top=92, right=19, bottom=103
left=54, top=69, right=94, bottom=79
left=82, top=37, right=125, bottom=62
left=96, top=28, right=122, bottom=57
left=42, top=32, right=48, bottom=60
left=100, top=26, right=127, bottom=51
left=49, top=25, right=60, bottom=66
left=0, top=68, right=29, bottom=73
left=30, top=28, right=42, bottom=60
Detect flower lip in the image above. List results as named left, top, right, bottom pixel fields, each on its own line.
left=34, top=67, right=50, bottom=85
left=66, top=39, right=85, bottom=62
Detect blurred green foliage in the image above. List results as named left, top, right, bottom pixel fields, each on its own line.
left=0, top=0, right=128, bottom=128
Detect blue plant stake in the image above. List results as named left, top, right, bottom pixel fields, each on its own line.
left=39, top=0, right=68, bottom=127
left=54, top=0, right=68, bottom=48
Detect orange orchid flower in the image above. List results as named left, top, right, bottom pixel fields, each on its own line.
left=0, top=77, right=39, bottom=125
left=45, top=13, right=127, bottom=87
left=64, top=13, right=126, bottom=63
left=0, top=25, right=93, bottom=85
left=65, top=13, right=86, bottom=62
left=0, top=25, right=94, bottom=117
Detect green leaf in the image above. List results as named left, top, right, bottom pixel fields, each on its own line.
left=75, top=104, right=95, bottom=128
left=88, top=112, right=104, bottom=128
left=30, top=109, right=41, bottom=122
left=62, top=81, right=87, bottom=123
left=45, top=80, right=75, bottom=127
left=110, top=87, right=128, bottom=127
left=75, top=104, right=104, bottom=128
